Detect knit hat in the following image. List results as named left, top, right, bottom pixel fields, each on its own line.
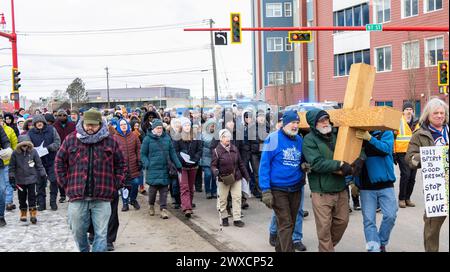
left=57, top=109, right=68, bottom=116
left=219, top=129, right=232, bottom=139
left=71, top=109, right=79, bottom=115
left=315, top=111, right=330, bottom=125
left=151, top=118, right=163, bottom=129
left=179, top=117, right=191, bottom=128
left=32, top=114, right=47, bottom=126
left=83, top=109, right=102, bottom=125
left=403, top=101, right=414, bottom=111
left=44, top=113, right=55, bottom=123
left=282, top=110, right=300, bottom=126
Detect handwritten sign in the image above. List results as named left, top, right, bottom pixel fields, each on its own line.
left=420, top=146, right=449, bottom=217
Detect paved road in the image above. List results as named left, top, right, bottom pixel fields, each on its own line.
left=1, top=166, right=448, bottom=252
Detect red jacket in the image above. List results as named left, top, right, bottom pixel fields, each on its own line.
left=55, top=132, right=126, bottom=202
left=53, top=120, right=76, bottom=142
left=114, top=132, right=141, bottom=180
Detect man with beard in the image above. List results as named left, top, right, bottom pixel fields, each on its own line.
left=302, top=109, right=354, bottom=252
left=259, top=110, right=305, bottom=252
left=53, top=109, right=76, bottom=203
left=55, top=109, right=126, bottom=252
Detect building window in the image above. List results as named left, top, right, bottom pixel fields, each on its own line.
left=333, top=3, right=370, bottom=32
left=267, top=37, right=283, bottom=52
left=286, top=71, right=294, bottom=84
left=285, top=37, right=293, bottom=51
left=375, top=101, right=393, bottom=107
left=402, top=41, right=420, bottom=69
left=375, top=46, right=392, bottom=72
left=402, top=0, right=418, bottom=18
left=266, top=3, right=282, bottom=17
left=374, top=0, right=391, bottom=23
left=425, top=36, right=444, bottom=66
left=308, top=60, right=315, bottom=81
left=268, top=72, right=284, bottom=85
left=284, top=2, right=292, bottom=17
left=425, top=0, right=442, bottom=12
left=334, top=49, right=370, bottom=76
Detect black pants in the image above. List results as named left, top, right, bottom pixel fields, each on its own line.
left=148, top=185, right=169, bottom=210
left=37, top=165, right=58, bottom=207
left=88, top=191, right=119, bottom=244
left=58, top=185, right=66, bottom=198
left=18, top=183, right=37, bottom=210
left=250, top=154, right=261, bottom=197
left=195, top=166, right=203, bottom=191
left=397, top=153, right=417, bottom=201
left=272, top=190, right=300, bottom=252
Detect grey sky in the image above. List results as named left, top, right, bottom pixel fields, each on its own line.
left=0, top=0, right=253, bottom=100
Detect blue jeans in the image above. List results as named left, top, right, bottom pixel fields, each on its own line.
left=3, top=167, right=13, bottom=205
left=203, top=167, right=216, bottom=196
left=360, top=187, right=398, bottom=252
left=269, top=187, right=304, bottom=242
left=68, top=200, right=111, bottom=252
left=0, top=167, right=6, bottom=217
left=121, top=177, right=140, bottom=205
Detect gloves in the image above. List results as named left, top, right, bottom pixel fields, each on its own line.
left=9, top=177, right=16, bottom=191
left=0, top=147, right=13, bottom=161
left=262, top=190, right=273, bottom=209
left=301, top=162, right=312, bottom=174
left=355, top=130, right=372, bottom=141
left=351, top=158, right=365, bottom=177
left=340, top=161, right=353, bottom=176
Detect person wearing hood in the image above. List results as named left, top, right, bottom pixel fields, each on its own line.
left=17, top=117, right=25, bottom=135
left=302, top=109, right=356, bottom=252
left=114, top=119, right=142, bottom=212
left=141, top=110, right=161, bottom=135
left=0, top=115, right=18, bottom=212
left=55, top=109, right=126, bottom=252
left=141, top=119, right=182, bottom=219
left=53, top=109, right=76, bottom=203
left=27, top=114, right=61, bottom=211
left=0, top=125, right=11, bottom=227
left=173, top=117, right=203, bottom=218
left=200, top=119, right=217, bottom=199
left=8, top=135, right=46, bottom=224
left=21, top=119, right=33, bottom=135
left=259, top=110, right=306, bottom=252
left=3, top=113, right=19, bottom=137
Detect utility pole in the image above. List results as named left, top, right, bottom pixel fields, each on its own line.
left=202, top=78, right=205, bottom=111
left=209, top=19, right=219, bottom=103
left=105, top=67, right=110, bottom=109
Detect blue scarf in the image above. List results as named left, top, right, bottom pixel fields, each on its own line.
left=428, top=124, right=449, bottom=146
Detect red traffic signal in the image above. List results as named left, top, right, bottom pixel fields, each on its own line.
left=438, top=61, right=448, bottom=87
left=230, top=13, right=241, bottom=44
left=288, top=31, right=312, bottom=43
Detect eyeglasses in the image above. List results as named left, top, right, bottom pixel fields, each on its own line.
left=57, top=114, right=67, bottom=117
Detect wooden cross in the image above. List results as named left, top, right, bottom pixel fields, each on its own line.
left=299, top=63, right=402, bottom=163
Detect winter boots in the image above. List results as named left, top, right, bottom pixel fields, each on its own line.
left=29, top=208, right=37, bottom=224
left=149, top=205, right=155, bottom=216
left=160, top=209, right=169, bottom=219
left=20, top=209, right=27, bottom=222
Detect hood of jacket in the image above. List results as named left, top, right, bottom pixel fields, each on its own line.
left=306, top=109, right=334, bottom=137
left=203, top=119, right=216, bottom=136
left=32, top=114, right=48, bottom=127
left=76, top=119, right=110, bottom=144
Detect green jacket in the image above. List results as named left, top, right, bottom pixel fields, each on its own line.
left=302, top=109, right=346, bottom=193
left=141, top=131, right=182, bottom=186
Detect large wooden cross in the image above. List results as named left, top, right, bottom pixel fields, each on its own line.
left=299, top=63, right=402, bottom=163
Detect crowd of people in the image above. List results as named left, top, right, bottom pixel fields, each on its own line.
left=0, top=97, right=448, bottom=253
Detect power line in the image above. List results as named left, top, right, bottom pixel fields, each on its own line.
left=0, top=45, right=210, bottom=58
left=16, top=20, right=209, bottom=36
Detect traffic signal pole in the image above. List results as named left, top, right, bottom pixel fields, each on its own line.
left=0, top=0, right=20, bottom=110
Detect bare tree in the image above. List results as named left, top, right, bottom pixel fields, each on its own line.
left=405, top=32, right=419, bottom=101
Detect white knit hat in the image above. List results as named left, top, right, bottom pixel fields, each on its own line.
left=179, top=117, right=191, bottom=128
left=219, top=129, right=232, bottom=139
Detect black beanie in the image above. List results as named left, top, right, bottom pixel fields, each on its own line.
left=402, top=101, right=414, bottom=111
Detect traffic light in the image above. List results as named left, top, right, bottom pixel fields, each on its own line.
left=12, top=68, right=21, bottom=92
left=230, top=13, right=241, bottom=44
left=10, top=92, right=19, bottom=101
left=288, top=31, right=312, bottom=43
left=438, top=61, right=448, bottom=87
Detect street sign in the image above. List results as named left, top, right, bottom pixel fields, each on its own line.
left=365, top=24, right=383, bottom=31
left=214, top=32, right=228, bottom=45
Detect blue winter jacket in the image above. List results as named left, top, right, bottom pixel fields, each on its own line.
left=259, top=129, right=304, bottom=192
left=356, top=130, right=396, bottom=187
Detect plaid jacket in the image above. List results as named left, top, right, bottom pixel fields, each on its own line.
left=55, top=131, right=126, bottom=202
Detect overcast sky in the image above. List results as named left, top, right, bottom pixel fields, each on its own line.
left=0, top=0, right=253, bottom=101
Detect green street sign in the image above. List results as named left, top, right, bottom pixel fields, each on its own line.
left=365, top=24, right=383, bottom=31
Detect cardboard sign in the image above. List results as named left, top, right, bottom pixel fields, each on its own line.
left=420, top=146, right=449, bottom=217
